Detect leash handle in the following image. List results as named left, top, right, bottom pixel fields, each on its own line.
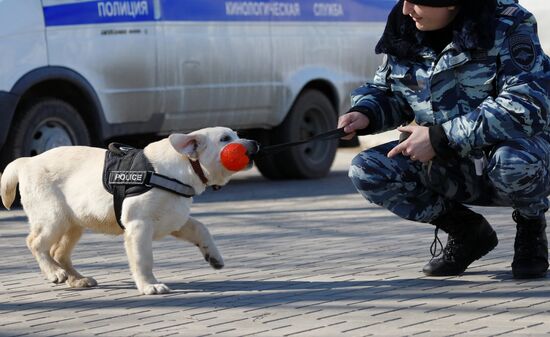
left=398, top=131, right=411, bottom=144
left=255, top=127, right=349, bottom=157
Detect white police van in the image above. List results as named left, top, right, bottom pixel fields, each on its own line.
left=0, top=0, right=394, bottom=179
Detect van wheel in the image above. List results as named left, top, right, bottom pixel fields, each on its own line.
left=8, top=98, right=91, bottom=159
left=255, top=90, right=338, bottom=179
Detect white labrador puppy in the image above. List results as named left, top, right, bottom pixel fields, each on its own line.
left=0, top=127, right=257, bottom=295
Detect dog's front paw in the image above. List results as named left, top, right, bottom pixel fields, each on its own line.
left=205, top=254, right=224, bottom=270
left=141, top=283, right=171, bottom=295
left=47, top=269, right=68, bottom=284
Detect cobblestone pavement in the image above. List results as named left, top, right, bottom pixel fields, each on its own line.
left=1, top=149, right=549, bottom=337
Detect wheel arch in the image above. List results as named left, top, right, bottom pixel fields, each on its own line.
left=10, top=66, right=105, bottom=145
left=298, top=80, right=339, bottom=118
left=277, top=66, right=344, bottom=128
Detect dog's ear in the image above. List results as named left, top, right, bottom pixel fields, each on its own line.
left=169, top=133, right=206, bottom=160
left=169, top=133, right=198, bottom=159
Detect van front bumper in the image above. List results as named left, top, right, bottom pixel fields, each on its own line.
left=0, top=91, right=19, bottom=150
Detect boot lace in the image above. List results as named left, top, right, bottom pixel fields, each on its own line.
left=441, top=236, right=465, bottom=263
left=430, top=226, right=467, bottom=263
left=430, top=226, right=444, bottom=258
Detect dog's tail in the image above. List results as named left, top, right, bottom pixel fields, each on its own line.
left=1, top=158, right=28, bottom=209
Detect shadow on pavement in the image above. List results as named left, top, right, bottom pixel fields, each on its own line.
left=0, top=215, right=26, bottom=222
left=2, top=278, right=548, bottom=313
left=195, top=170, right=357, bottom=203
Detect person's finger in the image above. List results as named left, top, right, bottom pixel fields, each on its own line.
left=343, top=120, right=359, bottom=134
left=341, top=132, right=356, bottom=140
left=343, top=116, right=363, bottom=134
left=337, top=114, right=351, bottom=129
left=397, top=125, right=414, bottom=133
left=338, top=115, right=356, bottom=139
left=387, top=142, right=404, bottom=158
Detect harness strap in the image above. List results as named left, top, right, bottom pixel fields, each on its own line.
left=146, top=172, right=195, bottom=197
left=190, top=159, right=209, bottom=185
left=113, top=185, right=126, bottom=230
left=189, top=158, right=222, bottom=190
left=108, top=147, right=142, bottom=230
left=108, top=170, right=196, bottom=229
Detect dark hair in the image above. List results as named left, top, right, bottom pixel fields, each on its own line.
left=406, top=0, right=461, bottom=7
left=375, top=0, right=497, bottom=60
left=453, top=0, right=498, bottom=50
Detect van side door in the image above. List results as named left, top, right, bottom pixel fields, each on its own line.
left=157, top=0, right=273, bottom=131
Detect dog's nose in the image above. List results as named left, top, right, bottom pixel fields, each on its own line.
left=247, top=140, right=260, bottom=155
left=233, top=139, right=260, bottom=156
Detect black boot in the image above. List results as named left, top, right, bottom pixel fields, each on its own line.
left=423, top=205, right=498, bottom=276
left=512, top=211, right=548, bottom=279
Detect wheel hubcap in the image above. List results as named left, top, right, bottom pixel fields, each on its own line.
left=299, top=108, right=331, bottom=162
left=29, top=120, right=74, bottom=156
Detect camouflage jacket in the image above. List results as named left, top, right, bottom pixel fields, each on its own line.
left=350, top=0, right=550, bottom=157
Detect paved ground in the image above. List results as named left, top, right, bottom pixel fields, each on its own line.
left=1, top=148, right=549, bottom=337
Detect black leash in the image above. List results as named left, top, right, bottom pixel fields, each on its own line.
left=254, top=127, right=349, bottom=157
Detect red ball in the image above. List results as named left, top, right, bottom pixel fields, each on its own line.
left=220, top=143, right=250, bottom=171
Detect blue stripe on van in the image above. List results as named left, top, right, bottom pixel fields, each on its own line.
left=44, top=0, right=156, bottom=26
left=161, top=0, right=394, bottom=22
left=44, top=0, right=394, bottom=26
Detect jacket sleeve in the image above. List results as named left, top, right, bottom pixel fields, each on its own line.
left=349, top=55, right=414, bottom=135
left=441, top=14, right=550, bottom=157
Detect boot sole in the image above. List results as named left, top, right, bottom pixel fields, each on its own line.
left=512, top=270, right=548, bottom=279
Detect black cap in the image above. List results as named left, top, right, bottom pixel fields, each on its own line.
left=406, top=0, right=461, bottom=7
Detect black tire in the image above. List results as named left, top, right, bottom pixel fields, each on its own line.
left=5, top=98, right=91, bottom=161
left=255, top=90, right=338, bottom=179
left=250, top=129, right=286, bottom=180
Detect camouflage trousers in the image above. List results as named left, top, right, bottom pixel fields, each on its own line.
left=349, top=135, right=550, bottom=222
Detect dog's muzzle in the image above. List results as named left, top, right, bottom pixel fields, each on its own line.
left=220, top=139, right=259, bottom=171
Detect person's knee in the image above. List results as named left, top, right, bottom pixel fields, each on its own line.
left=348, top=149, right=393, bottom=196
left=488, top=147, right=547, bottom=195
left=349, top=152, right=368, bottom=189
left=349, top=150, right=379, bottom=182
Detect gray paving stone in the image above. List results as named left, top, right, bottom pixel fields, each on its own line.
left=1, top=149, right=549, bottom=336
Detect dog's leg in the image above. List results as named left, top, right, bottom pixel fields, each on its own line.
left=26, top=227, right=69, bottom=284
left=50, top=226, right=97, bottom=288
left=21, top=177, right=74, bottom=284
left=171, top=217, right=224, bottom=269
left=124, top=221, right=170, bottom=295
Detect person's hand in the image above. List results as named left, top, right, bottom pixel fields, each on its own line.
left=387, top=125, right=435, bottom=162
left=337, top=111, right=370, bottom=140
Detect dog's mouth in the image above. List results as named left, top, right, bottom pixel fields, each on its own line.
left=220, top=139, right=259, bottom=172
left=241, top=139, right=259, bottom=170
left=240, top=139, right=260, bottom=156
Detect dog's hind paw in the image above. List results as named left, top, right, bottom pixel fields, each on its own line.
left=141, top=283, right=171, bottom=295
left=67, top=277, right=98, bottom=288
left=205, top=254, right=224, bottom=270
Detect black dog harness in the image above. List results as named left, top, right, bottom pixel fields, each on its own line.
left=102, top=143, right=196, bottom=230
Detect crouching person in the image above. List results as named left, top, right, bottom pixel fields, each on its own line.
left=339, top=0, right=550, bottom=278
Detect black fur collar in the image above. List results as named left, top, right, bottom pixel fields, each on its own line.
left=375, top=0, right=498, bottom=61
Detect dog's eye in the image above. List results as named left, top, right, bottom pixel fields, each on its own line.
left=220, top=135, right=232, bottom=143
